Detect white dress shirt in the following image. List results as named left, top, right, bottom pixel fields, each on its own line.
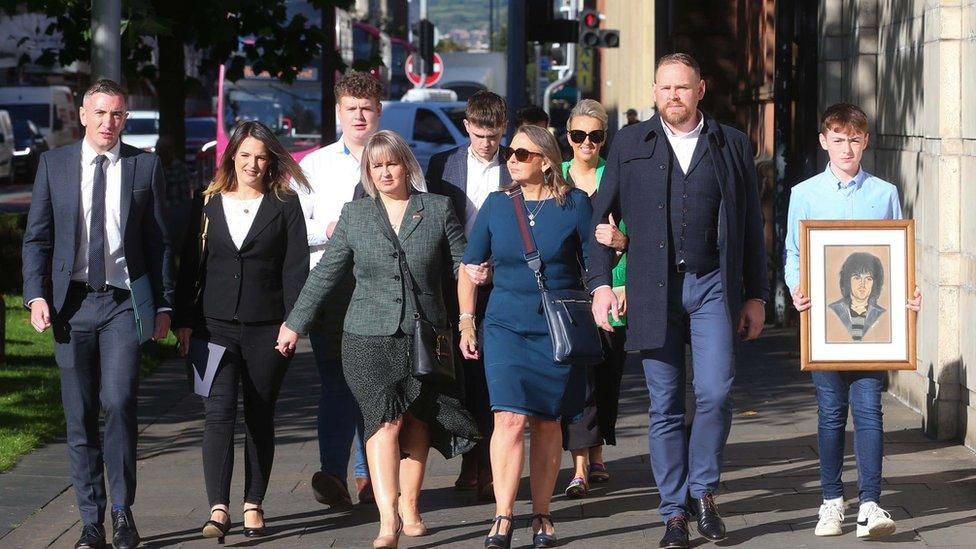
left=72, top=139, right=128, bottom=288
left=661, top=112, right=704, bottom=174
left=463, top=146, right=502, bottom=235
left=222, top=194, right=264, bottom=249
left=294, top=139, right=363, bottom=267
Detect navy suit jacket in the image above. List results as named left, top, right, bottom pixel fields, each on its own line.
left=586, top=113, right=768, bottom=351
left=22, top=140, right=174, bottom=316
left=425, top=146, right=512, bottom=224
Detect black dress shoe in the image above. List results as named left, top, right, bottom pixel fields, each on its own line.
left=311, top=471, right=353, bottom=507
left=242, top=508, right=268, bottom=537
left=659, top=515, right=690, bottom=549
left=111, top=508, right=141, bottom=549
left=74, top=523, right=106, bottom=549
left=689, top=493, right=727, bottom=541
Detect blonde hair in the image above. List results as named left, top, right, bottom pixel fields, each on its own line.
left=567, top=99, right=608, bottom=131
left=502, top=124, right=573, bottom=206
left=207, top=121, right=309, bottom=199
left=360, top=130, right=426, bottom=197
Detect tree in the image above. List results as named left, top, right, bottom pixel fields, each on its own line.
left=436, top=37, right=467, bottom=53
left=1, top=0, right=355, bottom=156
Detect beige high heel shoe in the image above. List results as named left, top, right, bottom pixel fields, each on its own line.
left=402, top=519, right=427, bottom=537
left=372, top=517, right=402, bottom=549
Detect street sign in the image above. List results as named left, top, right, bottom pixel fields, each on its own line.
left=405, top=52, right=444, bottom=87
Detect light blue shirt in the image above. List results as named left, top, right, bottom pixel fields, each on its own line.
left=784, top=163, right=902, bottom=294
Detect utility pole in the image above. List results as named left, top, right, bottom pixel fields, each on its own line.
left=506, top=0, right=527, bottom=136
left=321, top=5, right=337, bottom=145
left=91, top=0, right=121, bottom=83
left=419, top=0, right=428, bottom=88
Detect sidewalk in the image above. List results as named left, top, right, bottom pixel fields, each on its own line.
left=2, top=328, right=975, bottom=547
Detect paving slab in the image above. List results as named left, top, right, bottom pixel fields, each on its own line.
left=2, top=328, right=975, bottom=547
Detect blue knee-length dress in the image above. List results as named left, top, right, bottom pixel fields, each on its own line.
left=462, top=188, right=593, bottom=420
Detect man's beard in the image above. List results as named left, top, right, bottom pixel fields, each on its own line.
left=660, top=102, right=693, bottom=126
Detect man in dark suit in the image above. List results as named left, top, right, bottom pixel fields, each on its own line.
left=588, top=54, right=768, bottom=549
left=22, top=79, right=173, bottom=549
left=425, top=90, right=510, bottom=498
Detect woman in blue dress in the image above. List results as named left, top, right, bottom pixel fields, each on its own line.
left=458, top=124, right=592, bottom=548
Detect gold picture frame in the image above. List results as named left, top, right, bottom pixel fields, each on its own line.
left=799, top=220, right=916, bottom=371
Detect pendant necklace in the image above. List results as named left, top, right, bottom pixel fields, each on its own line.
left=524, top=190, right=551, bottom=227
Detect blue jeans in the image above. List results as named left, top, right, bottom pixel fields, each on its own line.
left=309, top=332, right=368, bottom=479
left=812, top=371, right=883, bottom=504
left=640, top=269, right=735, bottom=520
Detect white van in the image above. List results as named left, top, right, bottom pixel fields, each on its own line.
left=122, top=110, right=159, bottom=151
left=0, top=86, right=79, bottom=149
left=379, top=89, right=469, bottom=171
left=0, top=109, right=13, bottom=183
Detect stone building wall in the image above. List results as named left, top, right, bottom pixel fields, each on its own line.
left=819, top=0, right=976, bottom=447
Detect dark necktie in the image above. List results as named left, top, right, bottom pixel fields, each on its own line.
left=88, top=154, right=108, bottom=290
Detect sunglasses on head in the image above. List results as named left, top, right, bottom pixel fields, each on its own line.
left=501, top=146, right=545, bottom=163
left=568, top=129, right=606, bottom=144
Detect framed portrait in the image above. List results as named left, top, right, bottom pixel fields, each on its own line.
left=799, top=220, right=916, bottom=371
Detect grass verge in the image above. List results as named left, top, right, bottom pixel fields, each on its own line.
left=0, top=294, right=177, bottom=472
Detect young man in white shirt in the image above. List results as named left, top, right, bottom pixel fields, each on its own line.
left=294, top=71, right=384, bottom=507
left=425, top=91, right=510, bottom=500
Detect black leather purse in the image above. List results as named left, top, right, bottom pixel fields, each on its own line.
left=374, top=197, right=456, bottom=384
left=508, top=188, right=603, bottom=366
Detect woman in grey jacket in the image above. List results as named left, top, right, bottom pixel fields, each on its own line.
left=277, top=131, right=479, bottom=549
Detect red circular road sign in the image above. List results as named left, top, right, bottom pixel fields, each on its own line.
left=405, top=53, right=444, bottom=87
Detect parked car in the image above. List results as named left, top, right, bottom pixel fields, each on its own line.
left=0, top=110, right=13, bottom=183
left=0, top=86, right=78, bottom=149
left=122, top=110, right=159, bottom=151
left=184, top=116, right=217, bottom=163
left=11, top=117, right=48, bottom=181
left=378, top=89, right=469, bottom=171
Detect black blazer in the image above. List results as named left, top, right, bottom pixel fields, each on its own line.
left=22, top=141, right=174, bottom=313
left=586, top=113, right=769, bottom=351
left=425, top=145, right=512, bottom=225
left=174, top=191, right=309, bottom=327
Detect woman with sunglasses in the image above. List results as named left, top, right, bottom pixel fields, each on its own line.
left=458, top=124, right=592, bottom=548
left=560, top=100, right=629, bottom=499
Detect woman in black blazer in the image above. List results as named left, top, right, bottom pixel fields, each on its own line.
left=174, top=121, right=309, bottom=542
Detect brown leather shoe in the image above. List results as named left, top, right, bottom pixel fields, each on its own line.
left=356, top=476, right=375, bottom=505
left=311, top=471, right=352, bottom=507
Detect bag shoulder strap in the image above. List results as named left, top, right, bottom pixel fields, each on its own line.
left=372, top=197, right=427, bottom=321
left=505, top=188, right=548, bottom=292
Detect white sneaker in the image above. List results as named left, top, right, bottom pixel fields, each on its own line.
left=856, top=502, right=896, bottom=538
left=814, top=501, right=845, bottom=536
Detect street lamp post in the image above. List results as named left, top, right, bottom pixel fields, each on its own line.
left=91, top=0, right=122, bottom=83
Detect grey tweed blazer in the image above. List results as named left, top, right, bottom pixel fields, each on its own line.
left=286, top=191, right=466, bottom=336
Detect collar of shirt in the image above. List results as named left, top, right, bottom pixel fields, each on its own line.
left=468, top=145, right=499, bottom=170
left=660, top=111, right=704, bottom=141
left=81, top=138, right=121, bottom=166
left=822, top=163, right=868, bottom=192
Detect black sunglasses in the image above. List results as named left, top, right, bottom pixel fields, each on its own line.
left=501, top=146, right=545, bottom=163
left=568, top=129, right=607, bottom=144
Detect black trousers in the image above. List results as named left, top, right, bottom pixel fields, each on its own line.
left=562, top=327, right=627, bottom=451
left=54, top=283, right=140, bottom=525
left=199, top=318, right=291, bottom=506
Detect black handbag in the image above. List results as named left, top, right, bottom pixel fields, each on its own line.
left=507, top=188, right=603, bottom=366
left=373, top=197, right=456, bottom=384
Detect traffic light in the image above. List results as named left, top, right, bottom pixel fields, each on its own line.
left=415, top=19, right=435, bottom=73
left=578, top=8, right=620, bottom=49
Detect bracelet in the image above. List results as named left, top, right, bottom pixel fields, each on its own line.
left=459, top=313, right=475, bottom=321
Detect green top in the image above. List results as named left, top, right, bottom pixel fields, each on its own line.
left=563, top=158, right=627, bottom=327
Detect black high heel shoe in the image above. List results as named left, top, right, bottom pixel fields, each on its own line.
left=531, top=513, right=557, bottom=548
left=484, top=515, right=514, bottom=549
left=202, top=508, right=231, bottom=544
left=242, top=508, right=267, bottom=537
